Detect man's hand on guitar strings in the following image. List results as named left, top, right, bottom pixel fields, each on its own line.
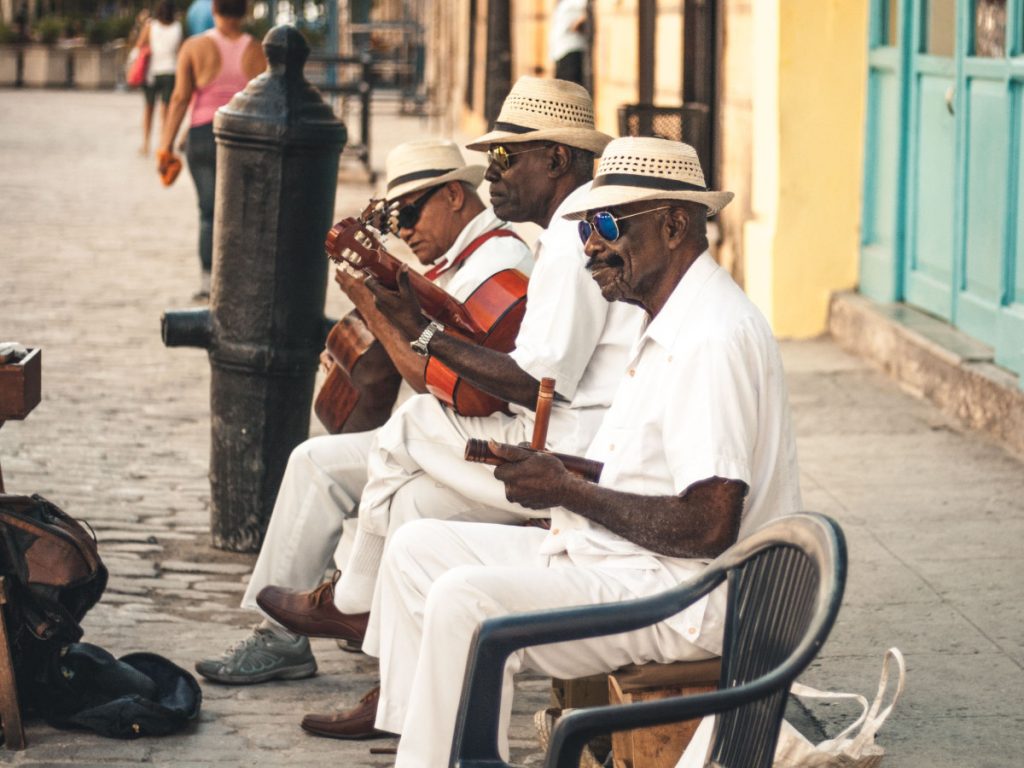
left=364, top=264, right=430, bottom=340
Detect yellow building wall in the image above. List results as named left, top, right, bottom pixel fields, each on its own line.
left=767, top=0, right=869, bottom=337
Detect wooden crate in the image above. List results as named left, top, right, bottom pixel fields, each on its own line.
left=608, top=659, right=721, bottom=768
left=552, top=672, right=611, bottom=710
left=0, top=348, right=41, bottom=420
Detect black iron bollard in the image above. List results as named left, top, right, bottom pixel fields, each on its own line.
left=162, top=26, right=347, bottom=552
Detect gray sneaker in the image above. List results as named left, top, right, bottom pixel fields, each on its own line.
left=195, top=626, right=317, bottom=685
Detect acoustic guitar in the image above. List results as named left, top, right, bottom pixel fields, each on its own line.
left=324, top=214, right=529, bottom=417
left=315, top=202, right=403, bottom=434
left=314, top=312, right=402, bottom=434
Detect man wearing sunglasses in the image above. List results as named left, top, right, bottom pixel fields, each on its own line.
left=194, top=139, right=532, bottom=690
left=357, top=136, right=802, bottom=766
left=265, top=76, right=646, bottom=739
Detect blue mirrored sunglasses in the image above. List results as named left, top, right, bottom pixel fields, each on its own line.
left=577, top=206, right=673, bottom=245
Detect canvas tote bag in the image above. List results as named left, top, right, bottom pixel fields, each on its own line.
left=677, top=648, right=906, bottom=768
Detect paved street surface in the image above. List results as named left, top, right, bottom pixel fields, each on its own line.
left=1, top=88, right=1022, bottom=767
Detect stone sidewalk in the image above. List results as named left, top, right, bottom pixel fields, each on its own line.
left=1, top=89, right=1022, bottom=767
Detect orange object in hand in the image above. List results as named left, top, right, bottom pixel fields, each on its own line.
left=156, top=150, right=182, bottom=187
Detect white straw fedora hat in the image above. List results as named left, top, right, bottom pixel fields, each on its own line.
left=562, top=136, right=734, bottom=217
left=466, top=76, right=613, bottom=155
left=385, top=139, right=486, bottom=201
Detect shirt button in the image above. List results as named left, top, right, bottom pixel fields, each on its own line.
left=687, top=627, right=697, bottom=635
left=628, top=368, right=636, bottom=377
left=609, top=444, right=615, bottom=451
left=551, top=528, right=560, bottom=535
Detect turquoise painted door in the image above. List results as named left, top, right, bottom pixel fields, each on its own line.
left=860, top=0, right=1024, bottom=383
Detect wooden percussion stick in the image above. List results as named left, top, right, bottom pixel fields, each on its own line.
left=531, top=377, right=556, bottom=450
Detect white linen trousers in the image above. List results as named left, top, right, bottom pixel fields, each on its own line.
left=239, top=431, right=372, bottom=615
left=364, top=519, right=714, bottom=768
left=332, top=393, right=554, bottom=614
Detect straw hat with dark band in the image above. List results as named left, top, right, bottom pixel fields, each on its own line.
left=385, top=139, right=486, bottom=201
left=466, top=76, right=613, bottom=155
left=562, top=136, right=734, bottom=218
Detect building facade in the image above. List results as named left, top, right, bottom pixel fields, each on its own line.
left=423, top=0, right=1022, bottom=388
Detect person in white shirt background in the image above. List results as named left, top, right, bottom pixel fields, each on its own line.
left=550, top=0, right=589, bottom=85
left=133, top=0, right=182, bottom=156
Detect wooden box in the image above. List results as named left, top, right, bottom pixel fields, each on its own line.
left=608, top=659, right=721, bottom=768
left=0, top=348, right=41, bottom=420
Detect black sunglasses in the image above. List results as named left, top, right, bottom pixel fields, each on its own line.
left=394, top=184, right=444, bottom=230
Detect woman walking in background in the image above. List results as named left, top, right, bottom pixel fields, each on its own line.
left=157, top=0, right=265, bottom=300
left=134, top=1, right=182, bottom=156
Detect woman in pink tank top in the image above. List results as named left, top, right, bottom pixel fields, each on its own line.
left=157, top=0, right=265, bottom=300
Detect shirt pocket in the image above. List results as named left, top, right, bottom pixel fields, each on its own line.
left=595, top=424, right=665, bottom=496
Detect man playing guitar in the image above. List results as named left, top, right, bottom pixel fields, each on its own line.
left=194, top=139, right=533, bottom=687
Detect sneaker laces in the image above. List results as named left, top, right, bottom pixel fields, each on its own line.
left=221, top=625, right=273, bottom=659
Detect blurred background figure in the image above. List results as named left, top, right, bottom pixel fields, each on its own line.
left=185, top=0, right=215, bottom=37
left=549, top=0, right=588, bottom=85
left=157, top=0, right=265, bottom=301
left=134, top=1, right=183, bottom=157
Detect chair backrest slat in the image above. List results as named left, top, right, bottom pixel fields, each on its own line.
left=712, top=544, right=821, bottom=768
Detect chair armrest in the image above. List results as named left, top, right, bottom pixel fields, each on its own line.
left=451, top=568, right=726, bottom=767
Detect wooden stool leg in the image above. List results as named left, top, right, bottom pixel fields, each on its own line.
left=0, top=577, right=26, bottom=750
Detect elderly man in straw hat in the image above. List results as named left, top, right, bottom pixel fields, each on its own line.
left=266, top=75, right=645, bottom=738
left=194, top=139, right=533, bottom=687
left=355, top=137, right=802, bottom=765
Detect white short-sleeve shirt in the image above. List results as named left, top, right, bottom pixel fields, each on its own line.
left=509, top=182, right=645, bottom=453
left=540, top=252, right=802, bottom=652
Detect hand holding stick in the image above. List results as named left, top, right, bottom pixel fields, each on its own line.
left=464, top=438, right=603, bottom=482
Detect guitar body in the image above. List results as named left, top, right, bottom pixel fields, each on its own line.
left=314, top=312, right=402, bottom=434
left=325, top=218, right=530, bottom=419
left=424, top=269, right=528, bottom=416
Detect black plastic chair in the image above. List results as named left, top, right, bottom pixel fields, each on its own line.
left=450, top=512, right=847, bottom=768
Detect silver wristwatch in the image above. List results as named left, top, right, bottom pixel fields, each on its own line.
left=410, top=320, right=445, bottom=357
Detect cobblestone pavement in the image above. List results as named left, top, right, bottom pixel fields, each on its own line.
left=2, top=89, right=1023, bottom=767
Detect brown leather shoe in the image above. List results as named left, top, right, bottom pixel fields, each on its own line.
left=301, top=685, right=394, bottom=740
left=256, top=572, right=369, bottom=646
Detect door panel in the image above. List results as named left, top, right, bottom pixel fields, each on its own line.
left=958, top=77, right=1009, bottom=342
left=994, top=80, right=1024, bottom=376
left=905, top=65, right=957, bottom=319
left=861, top=52, right=903, bottom=301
